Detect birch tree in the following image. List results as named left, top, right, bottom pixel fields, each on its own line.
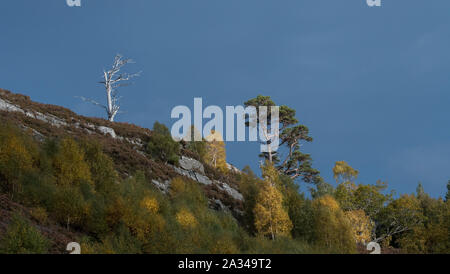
left=374, top=194, right=424, bottom=244
left=79, top=54, right=140, bottom=122
left=204, top=130, right=227, bottom=173
left=254, top=163, right=292, bottom=240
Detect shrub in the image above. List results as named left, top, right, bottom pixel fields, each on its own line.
left=0, top=125, right=36, bottom=195
left=169, top=177, right=207, bottom=208
left=29, top=207, right=49, bottom=225
left=81, top=140, right=118, bottom=194
left=141, top=196, right=159, bottom=214
left=147, top=122, right=180, bottom=165
left=50, top=186, right=89, bottom=229
left=78, top=226, right=143, bottom=254
left=0, top=213, right=50, bottom=254
left=52, top=138, right=92, bottom=186
left=176, top=209, right=198, bottom=229
left=18, top=172, right=57, bottom=209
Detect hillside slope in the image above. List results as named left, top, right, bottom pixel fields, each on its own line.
left=0, top=89, right=244, bottom=215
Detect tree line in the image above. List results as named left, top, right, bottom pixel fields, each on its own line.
left=0, top=93, right=448, bottom=254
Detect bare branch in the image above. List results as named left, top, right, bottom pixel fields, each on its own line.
left=75, top=96, right=107, bottom=110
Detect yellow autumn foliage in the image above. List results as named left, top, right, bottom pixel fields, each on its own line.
left=254, top=164, right=292, bottom=240
left=204, top=130, right=228, bottom=173
left=333, top=161, right=359, bottom=184
left=123, top=207, right=166, bottom=241
left=315, top=195, right=341, bottom=211
left=176, top=209, right=198, bottom=229
left=312, top=195, right=356, bottom=253
left=53, top=138, right=92, bottom=186
left=345, top=209, right=373, bottom=244
left=140, top=196, right=159, bottom=214
left=0, top=132, right=33, bottom=180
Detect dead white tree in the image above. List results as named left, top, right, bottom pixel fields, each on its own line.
left=78, top=54, right=140, bottom=122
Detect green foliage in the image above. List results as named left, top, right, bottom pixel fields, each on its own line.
left=311, top=196, right=356, bottom=253
left=169, top=177, right=208, bottom=208
left=310, top=179, right=334, bottom=199
left=332, top=161, right=359, bottom=184
left=237, top=166, right=262, bottom=235
left=18, top=172, right=57, bottom=209
left=147, top=122, right=180, bottom=165
left=416, top=183, right=425, bottom=199
left=0, top=121, right=448, bottom=254
left=280, top=175, right=315, bottom=241
left=184, top=125, right=207, bottom=159
left=51, top=185, right=89, bottom=229
left=0, top=124, right=37, bottom=196
left=396, top=191, right=450, bottom=253
left=0, top=213, right=49, bottom=254
left=352, top=181, right=390, bottom=218
left=376, top=194, right=424, bottom=247
left=52, top=138, right=92, bottom=186
left=80, top=225, right=143, bottom=254
left=81, top=140, right=118, bottom=194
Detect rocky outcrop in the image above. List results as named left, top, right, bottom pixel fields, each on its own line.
left=227, top=163, right=242, bottom=174
left=153, top=156, right=244, bottom=215
left=0, top=97, right=68, bottom=128
left=1, top=96, right=120, bottom=142
left=0, top=90, right=245, bottom=216
left=179, top=156, right=205, bottom=174
left=217, top=181, right=244, bottom=201
left=0, top=97, right=25, bottom=113
left=151, top=179, right=171, bottom=194
left=97, top=126, right=117, bottom=138
left=170, top=156, right=244, bottom=202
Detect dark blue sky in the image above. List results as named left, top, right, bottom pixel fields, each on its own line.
left=1, top=0, right=449, bottom=197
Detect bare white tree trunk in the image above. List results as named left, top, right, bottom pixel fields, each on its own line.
left=78, top=54, right=140, bottom=122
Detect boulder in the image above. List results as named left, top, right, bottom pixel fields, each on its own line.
left=97, top=126, right=117, bottom=138
left=179, top=156, right=205, bottom=173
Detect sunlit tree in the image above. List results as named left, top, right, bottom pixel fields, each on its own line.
left=345, top=210, right=373, bottom=244
left=53, top=138, right=92, bottom=186
left=254, top=163, right=292, bottom=240
left=312, top=195, right=355, bottom=253
left=204, top=130, right=227, bottom=173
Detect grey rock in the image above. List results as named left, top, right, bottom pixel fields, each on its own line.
left=126, top=137, right=144, bottom=148
left=172, top=166, right=214, bottom=185
left=179, top=156, right=205, bottom=174
left=34, top=112, right=68, bottom=127
left=194, top=173, right=214, bottom=185
left=217, top=182, right=244, bottom=201
left=97, top=126, right=117, bottom=138
left=0, top=98, right=25, bottom=113
left=226, top=163, right=242, bottom=174
left=0, top=98, right=68, bottom=128
left=152, top=179, right=171, bottom=193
